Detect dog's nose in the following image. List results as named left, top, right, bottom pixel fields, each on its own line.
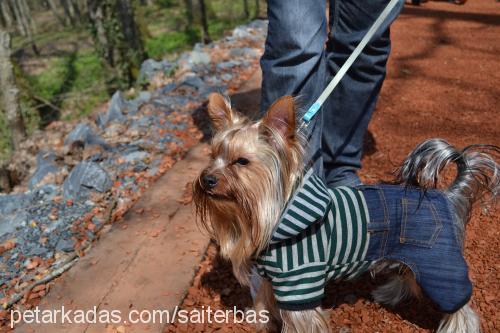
left=202, top=174, right=218, bottom=189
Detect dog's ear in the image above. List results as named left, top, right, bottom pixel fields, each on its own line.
left=262, top=96, right=296, bottom=141
left=207, top=93, right=233, bottom=131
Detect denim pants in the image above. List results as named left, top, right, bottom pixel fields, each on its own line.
left=361, top=185, right=472, bottom=313
left=260, top=0, right=405, bottom=187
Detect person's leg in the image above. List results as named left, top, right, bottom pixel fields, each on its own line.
left=260, top=0, right=327, bottom=175
left=322, top=0, right=404, bottom=187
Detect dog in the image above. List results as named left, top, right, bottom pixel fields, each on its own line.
left=193, top=93, right=499, bottom=333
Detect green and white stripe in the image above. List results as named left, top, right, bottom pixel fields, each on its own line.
left=256, top=172, right=374, bottom=309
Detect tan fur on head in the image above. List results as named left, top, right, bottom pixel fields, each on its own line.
left=193, top=93, right=304, bottom=285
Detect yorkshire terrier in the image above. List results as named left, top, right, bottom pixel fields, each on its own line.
left=193, top=93, right=499, bottom=333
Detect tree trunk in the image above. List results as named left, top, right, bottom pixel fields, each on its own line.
left=86, top=0, right=113, bottom=64
left=86, top=0, right=146, bottom=87
left=254, top=0, right=260, bottom=18
left=69, top=0, right=82, bottom=23
left=60, top=0, right=76, bottom=26
left=197, top=0, right=210, bottom=44
left=13, top=0, right=39, bottom=55
left=243, top=0, right=249, bottom=18
left=0, top=30, right=26, bottom=152
left=116, top=0, right=146, bottom=65
left=0, top=1, right=13, bottom=28
left=9, top=0, right=27, bottom=36
left=183, top=0, right=193, bottom=25
left=19, top=0, right=37, bottom=33
left=45, top=0, right=67, bottom=26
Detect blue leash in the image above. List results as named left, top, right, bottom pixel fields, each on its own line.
left=300, top=0, right=401, bottom=128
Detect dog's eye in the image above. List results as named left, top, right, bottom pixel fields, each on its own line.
left=234, top=157, right=250, bottom=166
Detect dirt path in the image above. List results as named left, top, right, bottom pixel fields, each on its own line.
left=167, top=1, right=499, bottom=333
left=13, top=145, right=211, bottom=333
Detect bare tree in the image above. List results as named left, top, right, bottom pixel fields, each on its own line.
left=0, top=2, right=13, bottom=29
left=7, top=0, right=39, bottom=54
left=254, top=0, right=260, bottom=18
left=45, top=0, right=67, bottom=26
left=198, top=0, right=210, bottom=44
left=86, top=0, right=146, bottom=87
left=60, top=0, right=82, bottom=26
left=243, top=0, right=249, bottom=18
left=183, top=0, right=193, bottom=25
left=19, top=0, right=37, bottom=33
left=0, top=30, right=26, bottom=151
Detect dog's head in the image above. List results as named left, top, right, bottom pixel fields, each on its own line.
left=193, top=93, right=303, bottom=283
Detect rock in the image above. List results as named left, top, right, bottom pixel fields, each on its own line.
left=232, top=27, right=255, bottom=40
left=56, top=238, right=75, bottom=252
left=0, top=210, right=28, bottom=238
left=65, top=123, right=108, bottom=148
left=133, top=161, right=148, bottom=172
left=216, top=60, right=241, bottom=71
left=138, top=59, right=173, bottom=82
left=248, top=19, right=267, bottom=30
left=0, top=193, right=31, bottom=216
left=122, top=151, right=149, bottom=164
left=158, top=82, right=177, bottom=95
left=97, top=91, right=127, bottom=128
left=28, top=152, right=59, bottom=190
left=180, top=75, right=206, bottom=90
left=136, top=91, right=152, bottom=104
left=189, top=50, right=211, bottom=65
left=229, top=47, right=260, bottom=58
left=63, top=161, right=113, bottom=200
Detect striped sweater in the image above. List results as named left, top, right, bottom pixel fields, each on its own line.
left=255, top=170, right=374, bottom=310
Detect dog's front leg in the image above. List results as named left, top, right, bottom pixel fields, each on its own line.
left=280, top=307, right=330, bottom=333
left=254, top=278, right=281, bottom=332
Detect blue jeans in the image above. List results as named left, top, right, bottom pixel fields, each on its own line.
left=260, top=0, right=405, bottom=187
left=361, top=185, right=472, bottom=313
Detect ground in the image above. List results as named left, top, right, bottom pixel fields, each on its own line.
left=167, top=1, right=499, bottom=333
left=4, top=1, right=499, bottom=332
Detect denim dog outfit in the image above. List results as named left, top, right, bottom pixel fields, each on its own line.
left=256, top=170, right=472, bottom=313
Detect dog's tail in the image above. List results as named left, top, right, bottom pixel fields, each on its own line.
left=395, top=139, right=499, bottom=243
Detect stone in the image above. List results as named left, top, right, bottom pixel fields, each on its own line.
left=64, top=123, right=108, bottom=148
left=97, top=91, right=127, bottom=128
left=138, top=59, right=173, bottom=82
left=63, top=162, right=113, bottom=200
left=189, top=50, right=211, bottom=65
left=0, top=193, right=31, bottom=216
left=122, top=151, right=149, bottom=164
left=158, top=83, right=177, bottom=95
left=0, top=210, right=28, bottom=238
left=229, top=47, right=260, bottom=58
left=28, top=151, right=59, bottom=190
left=56, top=238, right=75, bottom=252
left=216, top=60, right=241, bottom=71
left=180, top=75, right=205, bottom=90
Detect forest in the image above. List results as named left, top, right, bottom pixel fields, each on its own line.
left=0, top=0, right=263, bottom=168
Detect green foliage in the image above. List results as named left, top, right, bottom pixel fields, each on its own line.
left=157, top=0, right=176, bottom=8
left=0, top=113, right=10, bottom=160
left=146, top=29, right=199, bottom=59
left=0, top=0, right=267, bottom=160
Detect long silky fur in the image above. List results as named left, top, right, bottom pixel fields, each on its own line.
left=437, top=303, right=480, bottom=333
left=396, top=138, right=499, bottom=245
left=193, top=97, right=304, bottom=286
left=280, top=307, right=329, bottom=333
